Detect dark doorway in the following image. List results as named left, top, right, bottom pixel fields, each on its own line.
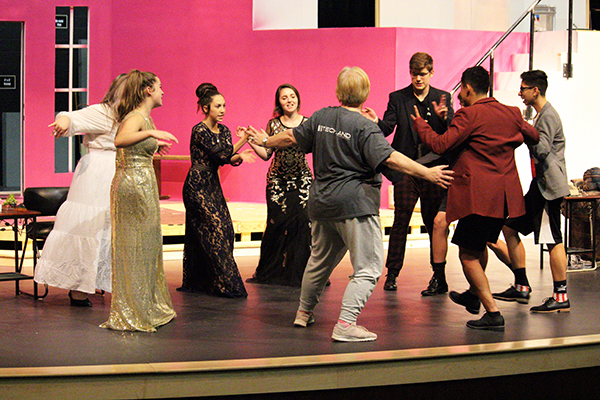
left=318, top=0, right=375, bottom=28
left=591, top=0, right=600, bottom=30
left=0, top=21, right=23, bottom=193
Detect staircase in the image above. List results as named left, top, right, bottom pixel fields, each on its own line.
left=493, top=30, right=599, bottom=185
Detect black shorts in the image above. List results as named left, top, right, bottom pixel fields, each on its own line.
left=438, top=193, right=447, bottom=213
left=505, top=181, right=563, bottom=244
left=452, top=214, right=505, bottom=252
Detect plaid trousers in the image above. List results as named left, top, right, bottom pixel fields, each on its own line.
left=386, top=173, right=446, bottom=275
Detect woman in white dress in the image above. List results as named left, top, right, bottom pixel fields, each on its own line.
left=34, top=74, right=126, bottom=306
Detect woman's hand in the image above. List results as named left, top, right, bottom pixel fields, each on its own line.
left=239, top=149, right=256, bottom=163
left=156, top=140, right=173, bottom=156
left=49, top=115, right=71, bottom=137
left=153, top=131, right=177, bottom=155
left=235, top=126, right=248, bottom=139
left=152, top=130, right=179, bottom=144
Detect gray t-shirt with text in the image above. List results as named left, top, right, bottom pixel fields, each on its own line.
left=293, top=106, right=394, bottom=221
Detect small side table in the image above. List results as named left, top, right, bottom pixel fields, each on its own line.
left=563, top=195, right=600, bottom=271
left=153, top=155, right=191, bottom=200
left=0, top=207, right=43, bottom=298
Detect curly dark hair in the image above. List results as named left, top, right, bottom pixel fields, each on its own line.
left=195, top=82, right=220, bottom=114
left=461, top=66, right=490, bottom=95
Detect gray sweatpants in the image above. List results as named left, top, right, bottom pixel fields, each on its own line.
left=298, top=215, right=384, bottom=324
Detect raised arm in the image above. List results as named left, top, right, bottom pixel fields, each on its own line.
left=50, top=115, right=71, bottom=138
left=382, top=151, right=454, bottom=189
left=231, top=127, right=249, bottom=154
left=50, top=104, right=115, bottom=138
left=246, top=126, right=296, bottom=149
left=412, top=106, right=472, bottom=155
left=114, top=113, right=177, bottom=148
left=376, top=94, right=399, bottom=137
left=237, top=125, right=271, bottom=161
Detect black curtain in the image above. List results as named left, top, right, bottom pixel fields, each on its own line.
left=318, top=0, right=375, bottom=28
left=591, top=1, right=600, bottom=30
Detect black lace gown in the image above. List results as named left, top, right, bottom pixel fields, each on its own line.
left=248, top=117, right=313, bottom=287
left=178, top=122, right=247, bottom=298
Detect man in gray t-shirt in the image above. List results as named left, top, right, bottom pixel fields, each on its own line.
left=248, top=67, right=453, bottom=342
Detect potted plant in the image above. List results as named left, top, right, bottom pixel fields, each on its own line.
left=2, top=194, right=18, bottom=211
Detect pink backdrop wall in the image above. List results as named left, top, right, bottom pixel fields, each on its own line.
left=2, top=0, right=528, bottom=208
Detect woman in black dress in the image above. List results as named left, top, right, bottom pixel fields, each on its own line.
left=245, top=84, right=313, bottom=287
left=178, top=83, right=254, bottom=297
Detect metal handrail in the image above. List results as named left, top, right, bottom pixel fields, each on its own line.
left=450, top=0, right=542, bottom=96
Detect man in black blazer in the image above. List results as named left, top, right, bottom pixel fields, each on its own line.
left=363, top=52, right=453, bottom=295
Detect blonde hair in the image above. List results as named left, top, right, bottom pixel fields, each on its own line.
left=336, top=66, right=370, bottom=107
left=115, top=70, right=157, bottom=122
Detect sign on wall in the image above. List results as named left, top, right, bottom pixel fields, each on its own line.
left=0, top=75, right=16, bottom=90
left=55, top=15, right=68, bottom=29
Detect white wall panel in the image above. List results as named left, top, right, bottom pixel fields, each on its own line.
left=253, top=0, right=317, bottom=30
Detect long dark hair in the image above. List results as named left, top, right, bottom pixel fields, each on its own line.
left=195, top=82, right=220, bottom=114
left=115, top=70, right=157, bottom=123
left=273, top=83, right=300, bottom=117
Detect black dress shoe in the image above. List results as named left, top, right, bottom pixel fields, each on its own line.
left=466, top=312, right=505, bottom=331
left=68, top=291, right=92, bottom=307
left=449, top=290, right=481, bottom=314
left=530, top=297, right=570, bottom=313
left=492, top=285, right=531, bottom=304
left=383, top=274, right=397, bottom=291
left=421, top=276, right=448, bottom=296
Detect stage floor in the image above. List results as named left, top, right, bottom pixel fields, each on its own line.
left=1, top=235, right=600, bottom=398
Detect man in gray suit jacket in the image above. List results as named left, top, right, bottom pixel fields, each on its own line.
left=492, top=70, right=571, bottom=313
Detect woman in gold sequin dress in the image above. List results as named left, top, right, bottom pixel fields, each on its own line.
left=100, top=70, right=178, bottom=332
left=245, top=84, right=313, bottom=287
left=177, top=83, right=254, bottom=298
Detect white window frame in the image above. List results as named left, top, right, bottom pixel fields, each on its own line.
left=54, top=6, right=89, bottom=173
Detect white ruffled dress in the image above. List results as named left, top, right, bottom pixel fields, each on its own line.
left=34, top=104, right=117, bottom=293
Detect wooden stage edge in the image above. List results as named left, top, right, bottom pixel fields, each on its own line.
left=2, top=334, right=600, bottom=399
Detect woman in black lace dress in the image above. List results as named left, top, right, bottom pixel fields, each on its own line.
left=178, top=83, right=254, bottom=298
left=245, top=84, right=313, bottom=287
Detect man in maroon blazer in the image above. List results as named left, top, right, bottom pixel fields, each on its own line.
left=412, top=66, right=539, bottom=331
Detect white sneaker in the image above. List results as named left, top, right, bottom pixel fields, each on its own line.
left=331, top=322, right=377, bottom=342
left=293, top=310, right=315, bottom=327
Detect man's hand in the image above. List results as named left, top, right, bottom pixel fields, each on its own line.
left=246, top=125, right=268, bottom=145
left=432, top=94, right=448, bottom=120
left=361, top=107, right=378, bottom=123
left=427, top=165, right=454, bottom=189
left=411, top=105, right=423, bottom=121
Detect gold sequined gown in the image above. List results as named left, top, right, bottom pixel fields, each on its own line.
left=100, top=112, right=176, bottom=332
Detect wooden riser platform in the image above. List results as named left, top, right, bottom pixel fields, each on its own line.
left=0, top=201, right=428, bottom=267
left=161, top=201, right=428, bottom=247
